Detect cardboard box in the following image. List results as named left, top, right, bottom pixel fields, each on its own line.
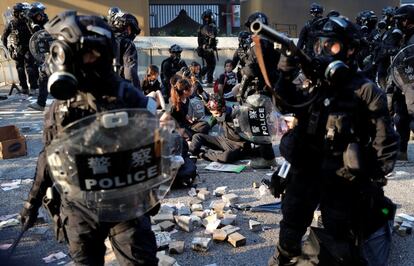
left=0, top=125, right=27, bottom=159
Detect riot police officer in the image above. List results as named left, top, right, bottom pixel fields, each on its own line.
left=266, top=16, right=399, bottom=265
left=392, top=5, right=414, bottom=161
left=27, top=2, right=50, bottom=111
left=238, top=12, right=280, bottom=103
left=297, top=2, right=324, bottom=57
left=19, top=11, right=160, bottom=265
left=197, top=9, right=218, bottom=85
left=2, top=3, right=38, bottom=94
left=232, top=31, right=252, bottom=82
left=110, top=9, right=142, bottom=90
left=161, top=44, right=187, bottom=101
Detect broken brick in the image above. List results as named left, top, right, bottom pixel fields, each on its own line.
left=227, top=232, right=246, bottom=247
left=158, top=221, right=175, bottom=232
left=175, top=215, right=193, bottom=232
left=169, top=241, right=185, bottom=254
left=213, top=229, right=228, bottom=241
left=222, top=193, right=239, bottom=205
left=249, top=220, right=262, bottom=232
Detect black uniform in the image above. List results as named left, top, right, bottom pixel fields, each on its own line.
left=20, top=12, right=158, bottom=265
left=160, top=57, right=187, bottom=99
left=2, top=17, right=38, bottom=93
left=197, top=21, right=218, bottom=84
left=392, top=28, right=414, bottom=157
left=232, top=44, right=249, bottom=82
left=272, top=67, right=399, bottom=265
left=115, top=33, right=141, bottom=90
left=238, top=38, right=280, bottom=101
left=24, top=76, right=158, bottom=265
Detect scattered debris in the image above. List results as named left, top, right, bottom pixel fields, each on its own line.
left=205, top=162, right=246, bottom=173
left=228, top=232, right=246, bottom=247
left=152, top=224, right=161, bottom=232
left=157, top=252, right=178, bottom=266
left=169, top=241, right=185, bottom=254
left=0, top=243, right=12, bottom=250
left=213, top=229, right=228, bottom=241
left=395, top=213, right=414, bottom=236
left=1, top=180, right=21, bottom=191
left=158, top=221, right=176, bottom=232
left=155, top=232, right=172, bottom=249
left=175, top=216, right=193, bottom=232
left=221, top=225, right=240, bottom=235
left=252, top=181, right=260, bottom=188
left=397, top=213, right=414, bottom=222
left=159, top=204, right=176, bottom=215
left=213, top=186, right=227, bottom=196
left=0, top=218, right=19, bottom=229
left=0, top=213, right=18, bottom=221
left=222, top=193, right=239, bottom=205
left=191, top=203, right=203, bottom=212
left=259, top=185, right=269, bottom=197
left=197, top=190, right=211, bottom=201
left=188, top=188, right=197, bottom=197
left=249, top=220, right=262, bottom=232
left=221, top=214, right=237, bottom=226
left=42, top=251, right=67, bottom=263
left=191, top=237, right=211, bottom=252
left=176, top=204, right=191, bottom=216
left=153, top=213, right=175, bottom=224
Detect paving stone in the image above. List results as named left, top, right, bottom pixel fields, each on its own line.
left=153, top=213, right=175, bottom=223
left=249, top=220, right=262, bottom=232
left=227, top=232, right=246, bottom=247
left=221, top=214, right=237, bottom=226
left=159, top=204, right=176, bottom=214
left=221, top=225, right=240, bottom=235
left=190, top=215, right=202, bottom=227
left=213, top=229, right=228, bottom=241
left=157, top=253, right=177, bottom=266
left=197, top=190, right=211, bottom=201
left=213, top=186, right=228, bottom=196
left=189, top=198, right=203, bottom=205
left=155, top=232, right=171, bottom=249
left=177, top=205, right=191, bottom=216
left=151, top=224, right=161, bottom=232
left=191, top=211, right=206, bottom=219
left=191, top=203, right=203, bottom=212
left=175, top=215, right=193, bottom=232
left=169, top=241, right=185, bottom=254
left=191, top=237, right=211, bottom=252
left=159, top=221, right=176, bottom=232
left=222, top=193, right=239, bottom=205
left=252, top=181, right=260, bottom=188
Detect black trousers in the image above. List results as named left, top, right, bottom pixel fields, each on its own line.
left=392, top=89, right=412, bottom=153
left=189, top=133, right=245, bottom=163
left=14, top=50, right=38, bottom=92
left=61, top=203, right=158, bottom=266
left=200, top=50, right=216, bottom=83
left=37, top=64, right=49, bottom=107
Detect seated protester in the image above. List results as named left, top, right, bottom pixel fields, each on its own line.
left=189, top=61, right=202, bottom=81
left=190, top=94, right=277, bottom=168
left=141, top=64, right=166, bottom=110
left=161, top=77, right=210, bottom=142
left=217, top=59, right=238, bottom=101
left=189, top=94, right=248, bottom=163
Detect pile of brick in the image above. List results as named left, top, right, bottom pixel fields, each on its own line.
left=152, top=186, right=264, bottom=266
left=394, top=213, right=414, bottom=236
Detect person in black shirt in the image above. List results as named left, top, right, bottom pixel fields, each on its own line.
left=217, top=59, right=238, bottom=101
left=141, top=65, right=166, bottom=110
left=161, top=44, right=187, bottom=101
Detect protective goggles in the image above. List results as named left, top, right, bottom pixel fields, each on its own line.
left=313, top=37, right=343, bottom=56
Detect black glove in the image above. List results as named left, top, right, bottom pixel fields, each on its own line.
left=271, top=170, right=288, bottom=198
left=20, top=202, right=39, bottom=230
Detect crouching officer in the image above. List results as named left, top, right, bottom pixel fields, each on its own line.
left=260, top=16, right=399, bottom=265
left=19, top=11, right=179, bottom=265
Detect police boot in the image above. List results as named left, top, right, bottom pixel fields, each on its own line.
left=268, top=244, right=301, bottom=266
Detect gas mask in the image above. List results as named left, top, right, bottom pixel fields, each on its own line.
left=171, top=53, right=181, bottom=63
left=312, top=37, right=350, bottom=84
left=378, top=15, right=392, bottom=30
left=47, top=35, right=114, bottom=100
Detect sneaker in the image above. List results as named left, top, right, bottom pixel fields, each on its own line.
left=28, top=102, right=45, bottom=111
left=397, top=151, right=408, bottom=161
left=250, top=158, right=277, bottom=169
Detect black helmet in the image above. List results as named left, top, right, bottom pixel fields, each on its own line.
left=327, top=10, right=340, bottom=18
left=310, top=3, right=324, bottom=16
left=201, top=9, right=214, bottom=23
left=31, top=2, right=46, bottom=11
left=395, top=5, right=414, bottom=22
left=44, top=11, right=116, bottom=99
left=112, top=13, right=141, bottom=38
left=238, top=31, right=250, bottom=42
left=12, top=3, right=25, bottom=18
left=107, top=7, right=122, bottom=25
left=245, top=12, right=268, bottom=29
left=317, top=16, right=361, bottom=49
left=169, top=44, right=183, bottom=53
left=382, top=6, right=395, bottom=17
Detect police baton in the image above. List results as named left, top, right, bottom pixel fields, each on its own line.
left=6, top=223, right=29, bottom=260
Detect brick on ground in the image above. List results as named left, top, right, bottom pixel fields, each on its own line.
left=169, top=241, right=185, bottom=254
left=249, top=219, right=262, bottom=232
left=159, top=221, right=176, bottom=232
left=227, top=232, right=246, bottom=248
left=175, top=215, right=193, bottom=232
left=153, top=213, right=174, bottom=223
left=191, top=237, right=211, bottom=252
left=222, top=193, right=239, bottom=205
left=213, top=228, right=228, bottom=241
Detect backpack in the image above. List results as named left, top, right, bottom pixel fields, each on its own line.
left=189, top=96, right=206, bottom=121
